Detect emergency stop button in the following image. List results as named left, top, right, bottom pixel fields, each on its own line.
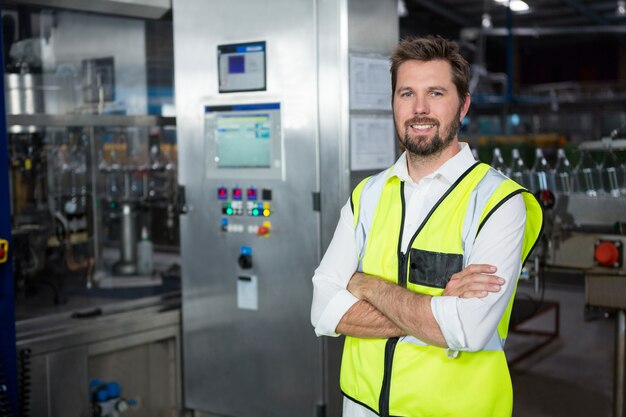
left=0, top=239, right=8, bottom=264
left=594, top=240, right=622, bottom=268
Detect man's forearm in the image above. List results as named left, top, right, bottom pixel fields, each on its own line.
left=352, top=274, right=448, bottom=347
left=336, top=300, right=404, bottom=338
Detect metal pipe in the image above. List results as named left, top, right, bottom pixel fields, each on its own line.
left=461, top=26, right=626, bottom=39
left=112, top=202, right=138, bottom=276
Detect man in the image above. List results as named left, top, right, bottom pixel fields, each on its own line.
left=311, top=36, right=543, bottom=417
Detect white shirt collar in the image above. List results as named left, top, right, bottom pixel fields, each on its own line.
left=390, top=142, right=476, bottom=185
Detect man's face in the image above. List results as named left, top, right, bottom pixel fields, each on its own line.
left=392, top=59, right=470, bottom=157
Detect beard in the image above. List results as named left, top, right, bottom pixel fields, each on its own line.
left=397, top=107, right=462, bottom=157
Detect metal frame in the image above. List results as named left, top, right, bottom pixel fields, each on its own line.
left=0, top=14, right=19, bottom=416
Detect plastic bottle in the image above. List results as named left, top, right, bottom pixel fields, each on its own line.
left=490, top=148, right=506, bottom=174
left=531, top=148, right=552, bottom=192
left=509, top=148, right=531, bottom=189
left=574, top=150, right=602, bottom=197
left=553, top=148, right=573, bottom=194
left=600, top=148, right=624, bottom=197
left=137, top=226, right=154, bottom=276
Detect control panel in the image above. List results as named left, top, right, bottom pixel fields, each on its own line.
left=217, top=186, right=272, bottom=237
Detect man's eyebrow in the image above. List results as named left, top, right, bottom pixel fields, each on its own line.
left=427, top=85, right=449, bottom=92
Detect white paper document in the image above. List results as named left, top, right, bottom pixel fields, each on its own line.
left=349, top=55, right=392, bottom=110
left=350, top=116, right=396, bottom=171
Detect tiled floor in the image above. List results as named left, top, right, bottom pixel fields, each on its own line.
left=508, top=282, right=615, bottom=417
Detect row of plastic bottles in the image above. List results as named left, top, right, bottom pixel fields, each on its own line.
left=488, top=147, right=626, bottom=197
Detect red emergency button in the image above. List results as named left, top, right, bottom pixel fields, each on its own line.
left=595, top=241, right=620, bottom=267
left=257, top=226, right=270, bottom=236
left=0, top=239, right=8, bottom=264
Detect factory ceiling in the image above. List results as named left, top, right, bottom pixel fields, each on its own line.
left=402, top=0, right=626, bottom=39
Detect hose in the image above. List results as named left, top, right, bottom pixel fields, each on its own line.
left=18, top=348, right=31, bottom=417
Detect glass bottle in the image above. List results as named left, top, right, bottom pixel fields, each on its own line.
left=574, top=150, right=602, bottom=197
left=509, top=148, right=531, bottom=189
left=553, top=148, right=573, bottom=194
left=600, top=148, right=623, bottom=197
left=490, top=148, right=506, bottom=174
left=531, top=148, right=551, bottom=192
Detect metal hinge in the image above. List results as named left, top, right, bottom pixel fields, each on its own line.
left=316, top=403, right=326, bottom=417
left=177, top=185, right=188, bottom=215
left=312, top=192, right=321, bottom=212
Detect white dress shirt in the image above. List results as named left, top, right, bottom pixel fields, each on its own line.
left=310, top=143, right=527, bottom=416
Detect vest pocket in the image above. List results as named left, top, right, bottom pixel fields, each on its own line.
left=408, top=248, right=463, bottom=288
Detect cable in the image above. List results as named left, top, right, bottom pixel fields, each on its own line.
left=18, top=348, right=31, bottom=417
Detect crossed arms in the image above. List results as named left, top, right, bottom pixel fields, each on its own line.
left=311, top=195, right=527, bottom=352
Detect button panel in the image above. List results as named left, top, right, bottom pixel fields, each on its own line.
left=218, top=186, right=273, bottom=237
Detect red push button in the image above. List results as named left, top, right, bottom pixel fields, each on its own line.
left=0, top=239, right=8, bottom=264
left=595, top=241, right=620, bottom=267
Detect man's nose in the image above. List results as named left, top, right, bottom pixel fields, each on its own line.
left=413, top=95, right=429, bottom=115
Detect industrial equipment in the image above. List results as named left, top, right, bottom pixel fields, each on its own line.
left=3, top=4, right=179, bottom=295
left=174, top=0, right=398, bottom=415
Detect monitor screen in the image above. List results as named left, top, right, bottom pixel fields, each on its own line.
left=215, top=113, right=271, bottom=168
left=218, top=42, right=266, bottom=93
left=204, top=103, right=283, bottom=180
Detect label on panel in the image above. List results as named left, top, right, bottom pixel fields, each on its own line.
left=237, top=275, right=258, bottom=310
left=349, top=55, right=392, bottom=111
left=350, top=116, right=395, bottom=171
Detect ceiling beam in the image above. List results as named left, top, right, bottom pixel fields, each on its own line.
left=562, top=0, right=611, bottom=25
left=409, top=0, right=475, bottom=27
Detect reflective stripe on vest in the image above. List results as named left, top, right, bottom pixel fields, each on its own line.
left=340, top=162, right=543, bottom=417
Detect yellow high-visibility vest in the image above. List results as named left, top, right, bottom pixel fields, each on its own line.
left=340, top=162, right=543, bottom=417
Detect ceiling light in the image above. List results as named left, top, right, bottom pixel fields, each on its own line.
left=398, top=0, right=409, bottom=17
left=493, top=0, right=530, bottom=13
left=509, top=0, right=529, bottom=12
left=617, top=0, right=626, bottom=17
left=482, top=13, right=493, bottom=28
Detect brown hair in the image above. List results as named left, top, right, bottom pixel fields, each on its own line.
left=390, top=35, right=470, bottom=105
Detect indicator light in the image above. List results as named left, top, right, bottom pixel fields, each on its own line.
left=247, top=188, right=257, bottom=201
left=263, top=209, right=270, bottom=217
left=233, top=187, right=243, bottom=200
left=252, top=208, right=259, bottom=216
left=218, top=187, right=228, bottom=200
left=226, top=207, right=234, bottom=216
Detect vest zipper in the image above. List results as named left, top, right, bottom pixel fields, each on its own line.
left=378, top=182, right=406, bottom=417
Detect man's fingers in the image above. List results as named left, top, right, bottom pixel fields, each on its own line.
left=460, top=290, right=489, bottom=299
left=450, top=264, right=497, bottom=280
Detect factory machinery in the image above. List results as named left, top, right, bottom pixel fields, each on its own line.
left=480, top=132, right=626, bottom=417
left=3, top=0, right=626, bottom=416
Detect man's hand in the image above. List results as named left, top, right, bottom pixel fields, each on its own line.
left=443, top=264, right=504, bottom=298
left=347, top=272, right=371, bottom=299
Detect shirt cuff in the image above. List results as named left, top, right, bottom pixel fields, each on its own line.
left=431, top=296, right=468, bottom=351
left=314, top=290, right=359, bottom=337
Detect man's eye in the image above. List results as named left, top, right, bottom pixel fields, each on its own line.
left=431, top=91, right=443, bottom=97
left=400, top=91, right=413, bottom=97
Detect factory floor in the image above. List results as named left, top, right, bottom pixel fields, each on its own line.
left=508, top=280, right=614, bottom=417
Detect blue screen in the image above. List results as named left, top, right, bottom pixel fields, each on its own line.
left=228, top=55, right=245, bottom=74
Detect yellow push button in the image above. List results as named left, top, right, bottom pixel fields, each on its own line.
left=0, top=239, right=8, bottom=263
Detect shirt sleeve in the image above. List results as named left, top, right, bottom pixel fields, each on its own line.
left=431, top=194, right=527, bottom=352
left=311, top=200, right=360, bottom=337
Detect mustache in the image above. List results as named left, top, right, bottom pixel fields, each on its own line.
left=404, top=117, right=440, bottom=128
